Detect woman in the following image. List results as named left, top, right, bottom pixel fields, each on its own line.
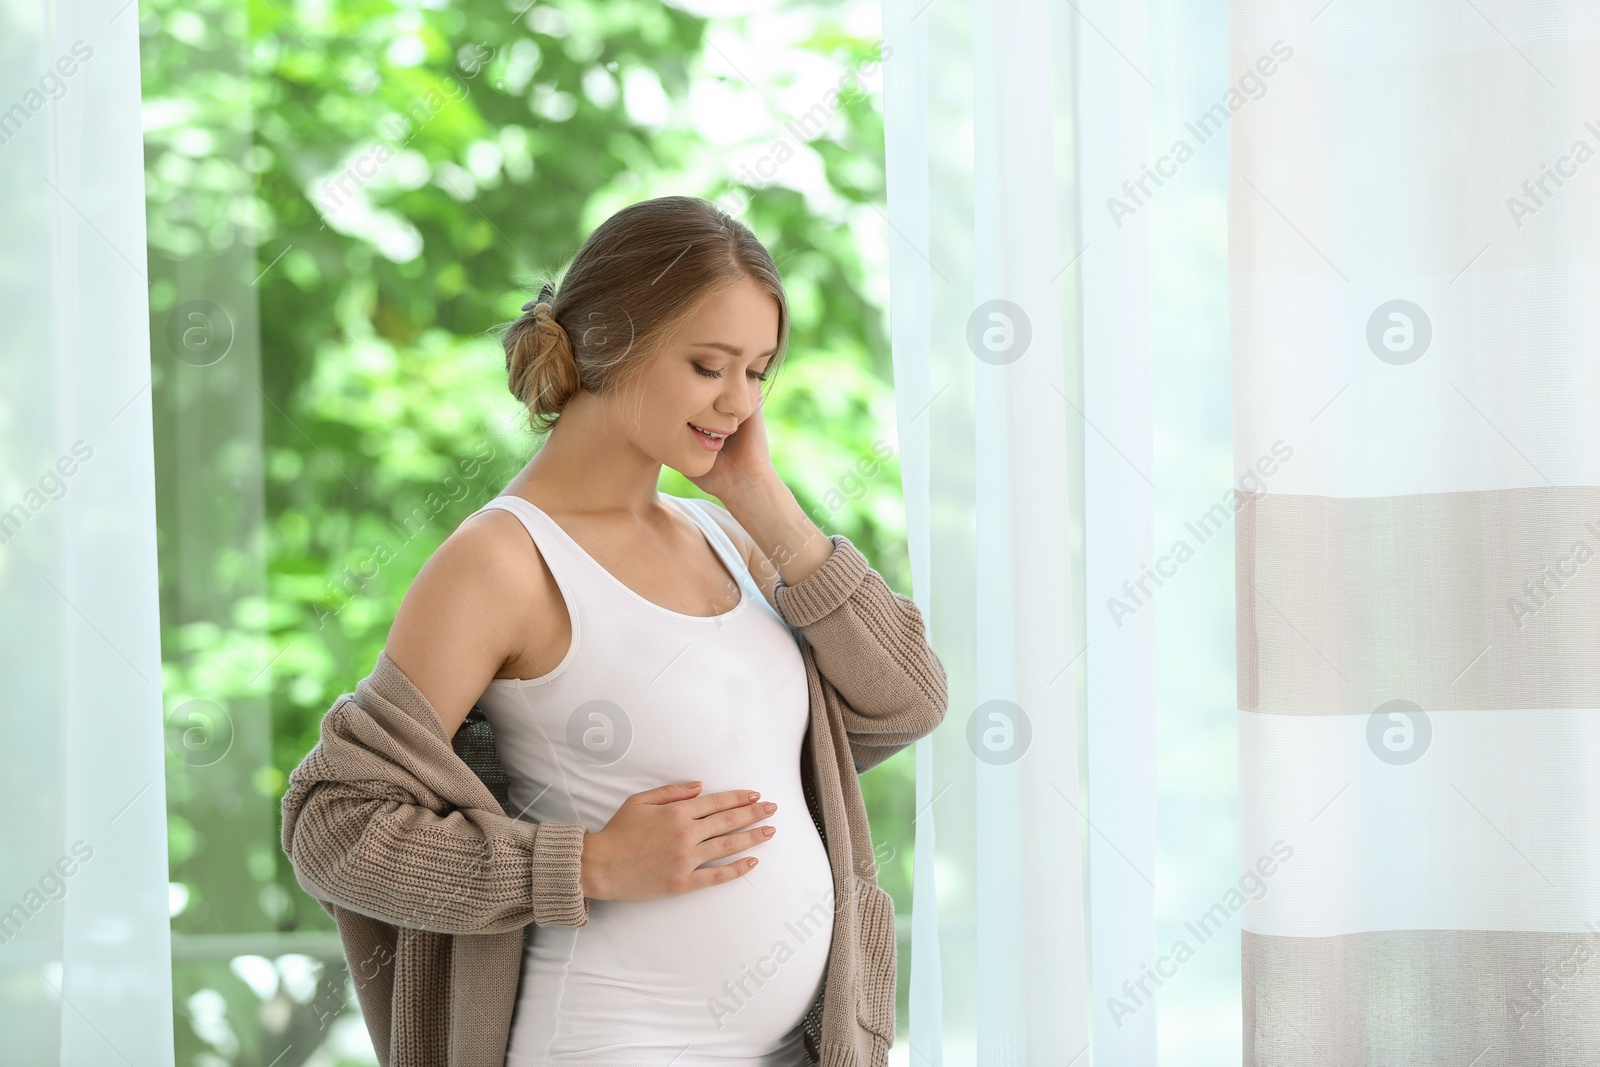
left=281, top=194, right=947, bottom=1067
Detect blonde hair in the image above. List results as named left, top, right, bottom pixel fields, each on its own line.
left=499, top=195, right=791, bottom=435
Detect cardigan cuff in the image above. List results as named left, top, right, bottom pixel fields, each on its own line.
left=530, top=820, right=590, bottom=927
left=773, top=534, right=871, bottom=628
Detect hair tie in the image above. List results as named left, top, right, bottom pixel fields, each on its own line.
left=522, top=281, right=557, bottom=313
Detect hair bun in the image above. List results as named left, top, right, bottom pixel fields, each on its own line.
left=505, top=285, right=578, bottom=428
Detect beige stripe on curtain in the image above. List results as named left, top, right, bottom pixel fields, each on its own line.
left=1238, top=488, right=1600, bottom=716
left=1232, top=1, right=1600, bottom=1063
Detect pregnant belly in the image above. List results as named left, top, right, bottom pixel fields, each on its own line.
left=509, top=812, right=834, bottom=1063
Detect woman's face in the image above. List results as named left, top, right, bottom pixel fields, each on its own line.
left=617, top=278, right=780, bottom=474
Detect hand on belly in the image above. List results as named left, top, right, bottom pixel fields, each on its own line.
left=580, top=780, right=780, bottom=902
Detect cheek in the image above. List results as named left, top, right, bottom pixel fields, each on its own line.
left=642, top=375, right=708, bottom=434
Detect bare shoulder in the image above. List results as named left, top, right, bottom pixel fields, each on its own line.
left=383, top=506, right=555, bottom=737
left=688, top=496, right=781, bottom=608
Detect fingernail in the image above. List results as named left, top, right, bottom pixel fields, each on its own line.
left=748, top=791, right=760, bottom=802
left=763, top=802, right=776, bottom=814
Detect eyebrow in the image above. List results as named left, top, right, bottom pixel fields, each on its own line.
left=690, top=341, right=778, bottom=359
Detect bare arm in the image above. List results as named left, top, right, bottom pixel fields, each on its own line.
left=383, top=508, right=551, bottom=739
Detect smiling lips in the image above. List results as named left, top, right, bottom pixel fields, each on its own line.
left=689, top=422, right=732, bottom=451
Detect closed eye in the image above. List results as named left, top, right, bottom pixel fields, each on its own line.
left=693, top=363, right=769, bottom=382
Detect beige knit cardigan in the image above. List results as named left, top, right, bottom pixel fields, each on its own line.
left=280, top=532, right=948, bottom=1067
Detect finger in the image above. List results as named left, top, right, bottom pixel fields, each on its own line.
left=684, top=854, right=761, bottom=890
left=636, top=781, right=705, bottom=806
left=697, top=799, right=776, bottom=839
left=673, top=788, right=764, bottom=819
left=692, top=824, right=776, bottom=867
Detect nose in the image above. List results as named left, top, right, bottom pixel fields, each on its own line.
left=715, top=375, right=758, bottom=423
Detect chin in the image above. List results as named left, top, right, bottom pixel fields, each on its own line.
left=662, top=446, right=716, bottom=475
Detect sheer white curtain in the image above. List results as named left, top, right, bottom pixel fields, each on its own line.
left=0, top=0, right=174, bottom=1062
left=882, top=0, right=1155, bottom=1061
left=858, top=0, right=1600, bottom=1060
left=1232, top=1, right=1600, bottom=1063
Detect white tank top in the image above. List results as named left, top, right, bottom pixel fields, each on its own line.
left=467, top=493, right=833, bottom=1065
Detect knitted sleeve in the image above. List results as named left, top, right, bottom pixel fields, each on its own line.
left=283, top=773, right=589, bottom=935
left=773, top=534, right=950, bottom=774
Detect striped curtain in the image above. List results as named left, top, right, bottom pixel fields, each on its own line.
left=1233, top=2, right=1600, bottom=1062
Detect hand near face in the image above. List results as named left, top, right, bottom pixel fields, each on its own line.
left=687, top=400, right=779, bottom=501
